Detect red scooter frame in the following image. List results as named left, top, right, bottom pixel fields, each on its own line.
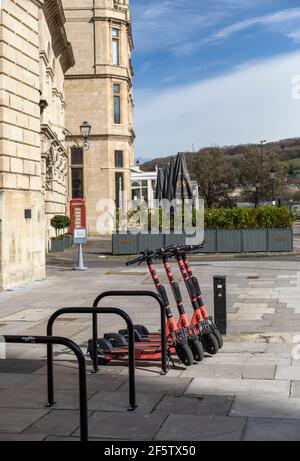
left=176, top=245, right=223, bottom=348
left=125, top=251, right=196, bottom=366
left=146, top=252, right=204, bottom=362
left=158, top=247, right=219, bottom=355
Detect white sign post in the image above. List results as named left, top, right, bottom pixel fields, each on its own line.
left=73, top=228, right=88, bottom=271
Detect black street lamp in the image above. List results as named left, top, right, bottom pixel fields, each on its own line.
left=52, top=122, right=92, bottom=151
left=259, top=140, right=266, bottom=168
left=270, top=167, right=276, bottom=205
left=255, top=182, right=260, bottom=207
left=80, top=121, right=92, bottom=141
left=224, top=183, right=229, bottom=208
left=80, top=121, right=92, bottom=150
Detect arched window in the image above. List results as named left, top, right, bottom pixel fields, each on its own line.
left=132, top=181, right=141, bottom=188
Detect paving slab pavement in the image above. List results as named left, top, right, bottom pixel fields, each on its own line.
left=24, top=410, right=87, bottom=437
left=0, top=408, right=49, bottom=433
left=243, top=418, right=300, bottom=441
left=0, top=388, right=97, bottom=410
left=153, top=395, right=234, bottom=417
left=230, top=395, right=300, bottom=419
left=88, top=391, right=162, bottom=413
left=154, top=414, right=246, bottom=441
left=0, top=255, right=300, bottom=440
left=185, top=377, right=290, bottom=397
left=73, top=412, right=166, bottom=441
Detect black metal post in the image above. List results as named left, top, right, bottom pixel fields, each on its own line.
left=272, top=178, right=275, bottom=205
left=92, top=291, right=167, bottom=375
left=92, top=311, right=98, bottom=373
left=3, top=335, right=88, bottom=442
left=213, top=276, right=227, bottom=335
left=47, top=306, right=137, bottom=411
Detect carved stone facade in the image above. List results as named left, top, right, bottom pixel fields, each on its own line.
left=39, top=1, right=74, bottom=241
left=63, top=0, right=134, bottom=236
left=0, top=0, right=74, bottom=289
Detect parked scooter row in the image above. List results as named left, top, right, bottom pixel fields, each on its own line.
left=88, top=245, right=223, bottom=368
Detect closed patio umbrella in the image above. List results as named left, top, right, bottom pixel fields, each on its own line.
left=166, top=156, right=176, bottom=201
left=173, top=153, right=193, bottom=200
left=162, top=163, right=170, bottom=199
left=155, top=168, right=165, bottom=201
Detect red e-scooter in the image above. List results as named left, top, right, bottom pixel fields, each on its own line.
left=157, top=246, right=219, bottom=355
left=175, top=245, right=223, bottom=349
left=90, top=250, right=197, bottom=367
left=155, top=248, right=205, bottom=361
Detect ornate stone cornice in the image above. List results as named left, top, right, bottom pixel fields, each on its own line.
left=43, top=0, right=75, bottom=73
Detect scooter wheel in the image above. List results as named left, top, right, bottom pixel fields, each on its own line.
left=87, top=338, right=112, bottom=366
left=202, top=333, right=219, bottom=355
left=134, top=325, right=150, bottom=336
left=188, top=337, right=205, bottom=362
left=213, top=328, right=223, bottom=349
left=175, top=343, right=194, bottom=366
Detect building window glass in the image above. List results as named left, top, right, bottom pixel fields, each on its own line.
left=115, top=150, right=123, bottom=167
left=113, top=83, right=121, bottom=124
left=131, top=179, right=150, bottom=204
left=115, top=172, right=124, bottom=208
left=112, top=27, right=120, bottom=65
left=71, top=147, right=84, bottom=199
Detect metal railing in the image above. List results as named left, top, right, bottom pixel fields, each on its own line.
left=47, top=307, right=136, bottom=411
left=92, top=291, right=167, bottom=375
left=2, top=335, right=88, bottom=441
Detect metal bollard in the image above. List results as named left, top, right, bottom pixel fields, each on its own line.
left=213, top=276, right=227, bottom=335
left=74, top=243, right=88, bottom=271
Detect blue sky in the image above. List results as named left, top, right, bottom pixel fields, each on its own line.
left=130, top=0, right=300, bottom=160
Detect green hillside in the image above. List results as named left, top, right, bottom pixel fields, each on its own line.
left=141, top=137, right=300, bottom=172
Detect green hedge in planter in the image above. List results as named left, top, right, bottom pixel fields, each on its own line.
left=204, top=206, right=295, bottom=230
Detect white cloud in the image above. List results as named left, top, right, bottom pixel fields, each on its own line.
left=205, top=7, right=300, bottom=44
left=134, top=51, right=300, bottom=159
left=287, top=29, right=300, bottom=43
left=131, top=0, right=269, bottom=55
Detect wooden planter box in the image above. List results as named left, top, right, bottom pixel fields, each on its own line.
left=216, top=229, right=243, bottom=253
left=268, top=228, right=293, bottom=252
left=197, top=230, right=217, bottom=253
left=139, top=233, right=164, bottom=252
left=112, top=228, right=293, bottom=255
left=164, top=233, right=186, bottom=247
left=242, top=229, right=268, bottom=252
left=112, top=233, right=186, bottom=255
left=64, top=235, right=72, bottom=249
left=112, top=233, right=138, bottom=255
left=50, top=238, right=65, bottom=253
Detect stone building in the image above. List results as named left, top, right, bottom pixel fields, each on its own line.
left=0, top=0, right=74, bottom=289
left=63, top=0, right=134, bottom=236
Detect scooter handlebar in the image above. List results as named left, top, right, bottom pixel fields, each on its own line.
left=126, top=249, right=157, bottom=266
left=126, top=255, right=145, bottom=266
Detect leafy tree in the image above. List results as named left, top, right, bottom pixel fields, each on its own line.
left=239, top=148, right=285, bottom=205
left=288, top=162, right=295, bottom=177
left=189, top=148, right=236, bottom=208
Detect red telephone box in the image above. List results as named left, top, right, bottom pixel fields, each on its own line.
left=70, top=199, right=87, bottom=236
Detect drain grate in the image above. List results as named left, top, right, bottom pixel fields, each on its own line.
left=247, top=276, right=260, bottom=279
